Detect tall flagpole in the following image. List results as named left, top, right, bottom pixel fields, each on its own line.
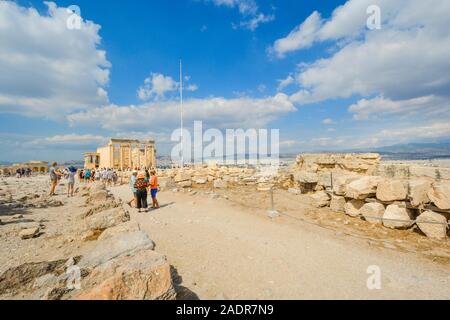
left=179, top=59, right=184, bottom=168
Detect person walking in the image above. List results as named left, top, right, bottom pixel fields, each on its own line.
left=134, top=172, right=149, bottom=213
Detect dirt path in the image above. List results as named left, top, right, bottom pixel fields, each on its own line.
left=110, top=185, right=450, bottom=300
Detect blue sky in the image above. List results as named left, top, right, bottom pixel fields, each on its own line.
left=1, top=0, right=450, bottom=162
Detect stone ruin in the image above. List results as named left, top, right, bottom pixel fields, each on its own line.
left=155, top=153, right=450, bottom=240
left=290, top=153, right=450, bottom=240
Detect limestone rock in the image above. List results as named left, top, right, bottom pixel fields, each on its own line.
left=416, top=210, right=448, bottom=240
left=428, top=182, right=450, bottom=210
left=383, top=204, right=414, bottom=229
left=310, top=191, right=330, bottom=208
left=344, top=199, right=365, bottom=217
left=408, top=179, right=431, bottom=207
left=97, top=221, right=141, bottom=241
left=87, top=190, right=109, bottom=204
left=19, top=227, right=40, bottom=239
left=174, top=172, right=191, bottom=183
left=192, top=176, right=208, bottom=184
left=333, top=175, right=359, bottom=196
left=376, top=179, right=408, bottom=202
left=330, top=195, right=346, bottom=213
left=75, top=250, right=176, bottom=300
left=294, top=171, right=319, bottom=184
left=345, top=176, right=383, bottom=200
left=79, top=231, right=155, bottom=268
left=177, top=180, right=192, bottom=188
left=360, top=202, right=385, bottom=224
left=213, top=179, right=228, bottom=189
left=85, top=207, right=130, bottom=232
left=318, top=172, right=332, bottom=188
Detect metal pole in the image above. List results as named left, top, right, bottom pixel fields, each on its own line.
left=180, top=59, right=184, bottom=168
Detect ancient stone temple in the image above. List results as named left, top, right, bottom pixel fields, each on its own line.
left=84, top=138, right=157, bottom=170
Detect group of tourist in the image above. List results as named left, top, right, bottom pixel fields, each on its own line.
left=15, top=168, right=32, bottom=178
left=48, top=163, right=160, bottom=211
left=129, top=169, right=160, bottom=213
left=78, top=168, right=118, bottom=185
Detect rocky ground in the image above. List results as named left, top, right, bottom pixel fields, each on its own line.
left=0, top=174, right=449, bottom=300
left=0, top=176, right=175, bottom=300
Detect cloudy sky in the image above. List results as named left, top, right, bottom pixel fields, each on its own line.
left=0, top=0, right=449, bottom=162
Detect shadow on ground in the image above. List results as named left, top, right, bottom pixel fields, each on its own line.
left=170, top=265, right=199, bottom=300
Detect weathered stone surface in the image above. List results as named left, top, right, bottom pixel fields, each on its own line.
left=330, top=195, right=346, bottom=212
left=333, top=175, right=359, bottom=196
left=408, top=179, right=431, bottom=207
left=360, top=202, right=385, bottom=224
left=79, top=231, right=155, bottom=268
left=213, top=179, right=228, bottom=189
left=383, top=204, right=414, bottom=229
left=376, top=179, right=408, bottom=202
left=318, top=172, right=332, bottom=188
left=177, top=180, right=192, bottom=188
left=174, top=172, right=191, bottom=183
left=428, top=182, right=450, bottom=210
left=344, top=199, right=365, bottom=217
left=157, top=177, right=173, bottom=189
left=288, top=188, right=301, bottom=195
left=85, top=208, right=130, bottom=232
left=294, top=171, right=319, bottom=184
left=19, top=227, right=40, bottom=240
left=87, top=190, right=109, bottom=204
left=192, top=176, right=208, bottom=184
left=97, top=221, right=140, bottom=241
left=310, top=191, right=330, bottom=208
left=416, top=211, right=448, bottom=240
left=75, top=250, right=176, bottom=300
left=345, top=176, right=383, bottom=200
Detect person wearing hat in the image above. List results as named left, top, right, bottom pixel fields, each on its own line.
left=66, top=166, right=78, bottom=197
left=134, top=171, right=149, bottom=212
left=128, top=170, right=138, bottom=207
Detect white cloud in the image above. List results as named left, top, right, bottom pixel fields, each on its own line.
left=210, top=0, right=258, bottom=15
left=281, top=0, right=450, bottom=105
left=322, top=118, right=335, bottom=125
left=239, top=13, right=275, bottom=31
left=271, top=0, right=450, bottom=144
left=138, top=73, right=178, bottom=101
left=271, top=11, right=322, bottom=58
left=277, top=74, right=295, bottom=91
left=348, top=96, right=450, bottom=121
left=207, top=0, right=274, bottom=30
left=0, top=1, right=110, bottom=118
left=376, top=122, right=450, bottom=141
left=68, top=93, right=296, bottom=131
left=34, top=134, right=107, bottom=145
left=138, top=73, right=198, bottom=101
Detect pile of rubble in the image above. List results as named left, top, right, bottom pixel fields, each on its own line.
left=290, top=154, right=449, bottom=240
left=159, top=163, right=279, bottom=192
